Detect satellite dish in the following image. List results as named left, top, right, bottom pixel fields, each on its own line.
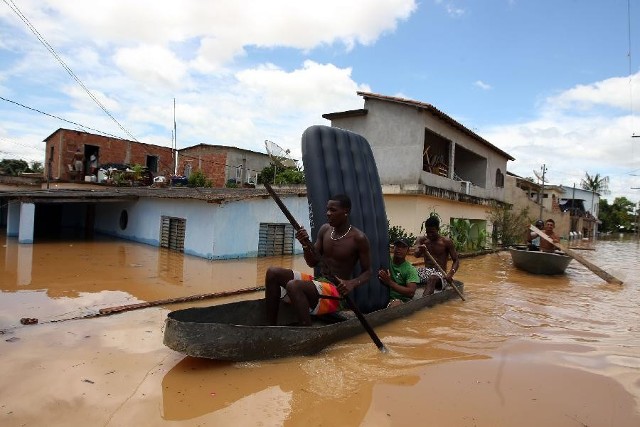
left=533, top=169, right=546, bottom=183
left=265, top=140, right=297, bottom=169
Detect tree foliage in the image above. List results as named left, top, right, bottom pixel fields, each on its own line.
left=0, top=158, right=31, bottom=175
left=580, top=172, right=610, bottom=195
left=388, top=222, right=416, bottom=247
left=187, top=169, right=212, bottom=187
left=599, top=197, right=636, bottom=232
left=486, top=203, right=531, bottom=246
left=257, top=163, right=305, bottom=185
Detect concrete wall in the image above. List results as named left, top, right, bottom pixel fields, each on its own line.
left=504, top=175, right=571, bottom=239
left=177, top=146, right=271, bottom=187
left=330, top=99, right=509, bottom=202
left=93, top=195, right=310, bottom=259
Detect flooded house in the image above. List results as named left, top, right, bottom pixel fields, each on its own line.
left=4, top=127, right=308, bottom=260
left=323, top=91, right=515, bottom=241
left=2, top=186, right=309, bottom=259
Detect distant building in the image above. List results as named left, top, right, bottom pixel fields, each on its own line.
left=177, top=144, right=272, bottom=187
left=504, top=172, right=570, bottom=238
left=323, top=91, right=515, bottom=240
left=43, top=129, right=174, bottom=181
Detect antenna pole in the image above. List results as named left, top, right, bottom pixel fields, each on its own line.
left=173, top=98, right=177, bottom=175
left=539, top=164, right=546, bottom=221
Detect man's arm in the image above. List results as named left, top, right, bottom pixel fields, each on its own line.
left=297, top=225, right=326, bottom=268
left=445, top=239, right=460, bottom=282
left=338, top=232, right=372, bottom=295
left=380, top=272, right=417, bottom=298
left=413, top=236, right=427, bottom=258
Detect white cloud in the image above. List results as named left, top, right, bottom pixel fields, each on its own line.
left=113, top=45, right=188, bottom=89
left=483, top=71, right=640, bottom=202
left=474, top=80, right=492, bottom=90
left=0, top=0, right=414, bottom=161
left=435, top=0, right=466, bottom=17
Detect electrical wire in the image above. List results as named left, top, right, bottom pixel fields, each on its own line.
left=2, top=0, right=139, bottom=142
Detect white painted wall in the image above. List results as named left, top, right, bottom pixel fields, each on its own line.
left=330, top=99, right=509, bottom=202
left=94, top=195, right=311, bottom=259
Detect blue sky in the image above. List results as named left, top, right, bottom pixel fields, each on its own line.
left=1, top=0, right=639, bottom=204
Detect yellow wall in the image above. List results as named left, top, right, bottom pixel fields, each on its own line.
left=384, top=194, right=489, bottom=238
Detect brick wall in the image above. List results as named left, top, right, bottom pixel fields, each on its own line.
left=178, top=145, right=230, bottom=187
left=44, top=129, right=174, bottom=180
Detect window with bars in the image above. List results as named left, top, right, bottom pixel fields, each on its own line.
left=258, top=223, right=294, bottom=256
left=160, top=216, right=186, bottom=252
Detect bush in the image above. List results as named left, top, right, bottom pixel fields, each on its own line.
left=388, top=221, right=416, bottom=246
left=188, top=170, right=212, bottom=187
left=486, top=203, right=530, bottom=247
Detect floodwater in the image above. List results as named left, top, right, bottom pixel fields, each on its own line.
left=1, top=232, right=639, bottom=427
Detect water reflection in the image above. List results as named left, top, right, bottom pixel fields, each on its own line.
left=1, top=231, right=639, bottom=426
left=0, top=231, right=307, bottom=328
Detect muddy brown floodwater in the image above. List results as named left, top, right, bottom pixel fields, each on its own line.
left=1, top=232, right=639, bottom=427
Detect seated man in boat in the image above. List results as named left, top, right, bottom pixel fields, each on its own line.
left=378, top=238, right=420, bottom=307
left=526, top=219, right=545, bottom=251
left=413, top=215, right=459, bottom=295
left=539, top=218, right=561, bottom=252
left=264, top=194, right=372, bottom=326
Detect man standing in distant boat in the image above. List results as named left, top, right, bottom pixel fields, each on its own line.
left=265, top=194, right=372, bottom=326
left=539, top=218, right=561, bottom=252
left=378, top=238, right=420, bottom=307
left=413, top=215, right=459, bottom=295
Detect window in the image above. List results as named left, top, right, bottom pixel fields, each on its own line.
left=258, top=223, right=294, bottom=256
left=160, top=216, right=186, bottom=252
left=119, top=210, right=128, bottom=230
left=495, top=169, right=504, bottom=187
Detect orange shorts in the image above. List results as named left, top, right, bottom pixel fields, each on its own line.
left=292, top=271, right=341, bottom=315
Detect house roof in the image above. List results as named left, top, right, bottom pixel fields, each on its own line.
left=0, top=186, right=307, bottom=204
left=179, top=143, right=268, bottom=157
left=328, top=92, right=515, bottom=161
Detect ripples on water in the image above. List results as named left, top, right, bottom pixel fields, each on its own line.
left=1, top=233, right=639, bottom=425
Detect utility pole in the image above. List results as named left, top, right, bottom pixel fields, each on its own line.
left=538, top=164, right=547, bottom=221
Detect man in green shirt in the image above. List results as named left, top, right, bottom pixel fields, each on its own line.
left=378, top=238, right=420, bottom=307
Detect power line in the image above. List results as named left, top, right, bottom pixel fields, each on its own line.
left=2, top=0, right=139, bottom=142
left=0, top=95, right=122, bottom=139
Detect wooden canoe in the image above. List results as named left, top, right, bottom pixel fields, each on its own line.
left=509, top=246, right=572, bottom=275
left=163, top=281, right=463, bottom=361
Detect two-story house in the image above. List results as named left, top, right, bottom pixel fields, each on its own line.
left=323, top=91, right=515, bottom=240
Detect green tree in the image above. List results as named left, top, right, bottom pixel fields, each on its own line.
left=581, top=172, right=610, bottom=215
left=388, top=221, right=416, bottom=247
left=29, top=161, right=44, bottom=173
left=486, top=203, right=531, bottom=246
left=257, top=163, right=305, bottom=185
left=187, top=170, right=212, bottom=187
left=598, top=197, right=636, bottom=232
left=0, top=158, right=30, bottom=175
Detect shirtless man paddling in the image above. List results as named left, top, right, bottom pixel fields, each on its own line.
left=413, top=215, right=460, bottom=295
left=265, top=194, right=372, bottom=326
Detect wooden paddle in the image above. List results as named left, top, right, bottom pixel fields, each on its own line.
left=264, top=183, right=387, bottom=352
left=423, top=249, right=466, bottom=301
left=530, top=225, right=623, bottom=285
